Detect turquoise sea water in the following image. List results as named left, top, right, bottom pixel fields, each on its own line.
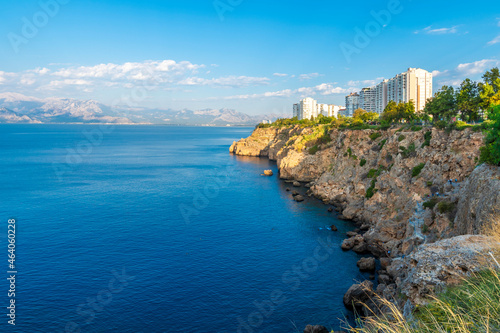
left=0, top=125, right=371, bottom=332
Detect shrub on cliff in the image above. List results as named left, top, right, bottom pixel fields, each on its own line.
left=421, top=131, right=432, bottom=148
left=349, top=267, right=500, bottom=333
left=369, top=132, right=382, bottom=141
left=480, top=105, right=500, bottom=166
left=411, top=163, right=425, bottom=177
left=308, top=145, right=319, bottom=155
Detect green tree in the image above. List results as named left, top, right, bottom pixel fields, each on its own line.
left=457, top=78, right=481, bottom=122
left=399, top=100, right=416, bottom=122
left=479, top=105, right=500, bottom=166
left=424, top=86, right=457, bottom=122
left=353, top=108, right=367, bottom=119
left=361, top=112, right=379, bottom=122
left=381, top=100, right=398, bottom=123
left=479, top=68, right=500, bottom=110
left=482, top=67, right=500, bottom=87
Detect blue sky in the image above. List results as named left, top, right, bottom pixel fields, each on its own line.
left=0, top=0, right=499, bottom=115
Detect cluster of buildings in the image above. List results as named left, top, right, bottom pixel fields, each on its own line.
left=293, top=98, right=344, bottom=120
left=293, top=68, right=433, bottom=119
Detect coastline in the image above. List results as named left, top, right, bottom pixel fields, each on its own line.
left=229, top=124, right=500, bottom=327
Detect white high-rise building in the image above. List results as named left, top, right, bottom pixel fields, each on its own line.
left=385, top=68, right=433, bottom=112
left=375, top=80, right=388, bottom=114
left=293, top=98, right=341, bottom=120
left=293, top=104, right=300, bottom=119
left=360, top=87, right=376, bottom=113
left=350, top=68, right=433, bottom=115
left=345, top=92, right=360, bottom=117
left=300, top=97, right=317, bottom=120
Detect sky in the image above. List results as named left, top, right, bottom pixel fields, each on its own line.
left=0, top=0, right=499, bottom=115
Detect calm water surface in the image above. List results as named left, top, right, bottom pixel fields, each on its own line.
left=0, top=125, right=371, bottom=332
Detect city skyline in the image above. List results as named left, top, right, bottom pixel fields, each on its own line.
left=0, top=0, right=499, bottom=115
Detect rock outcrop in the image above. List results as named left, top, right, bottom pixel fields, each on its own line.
left=387, top=235, right=500, bottom=306
left=453, top=164, right=500, bottom=235
left=230, top=125, right=500, bottom=310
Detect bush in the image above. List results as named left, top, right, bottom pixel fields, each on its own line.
left=367, top=169, right=378, bottom=178
left=398, top=134, right=406, bottom=142
left=400, top=142, right=417, bottom=158
left=379, top=139, right=387, bottom=150
left=426, top=181, right=433, bottom=187
left=479, top=105, right=500, bottom=166
left=349, top=269, right=500, bottom=333
left=412, top=163, right=425, bottom=177
left=421, top=131, right=432, bottom=148
left=423, top=198, right=439, bottom=209
left=369, top=132, right=382, bottom=141
left=411, top=125, right=423, bottom=131
left=434, top=120, right=448, bottom=129
left=365, top=179, right=378, bottom=199
left=437, top=200, right=455, bottom=214
left=308, top=145, right=319, bottom=155
left=360, top=159, right=367, bottom=167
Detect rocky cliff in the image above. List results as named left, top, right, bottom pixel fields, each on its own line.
left=230, top=125, right=500, bottom=309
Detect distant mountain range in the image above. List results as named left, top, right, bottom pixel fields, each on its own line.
left=0, top=93, right=284, bottom=126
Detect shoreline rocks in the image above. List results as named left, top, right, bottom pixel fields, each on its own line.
left=230, top=125, right=500, bottom=319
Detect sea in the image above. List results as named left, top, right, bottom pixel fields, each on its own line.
left=0, top=124, right=371, bottom=333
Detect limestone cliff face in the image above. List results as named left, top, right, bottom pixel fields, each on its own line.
left=453, top=164, right=500, bottom=235
left=231, top=126, right=486, bottom=256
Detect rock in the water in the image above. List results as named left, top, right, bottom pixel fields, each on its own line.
left=304, top=325, right=329, bottom=333
left=346, top=231, right=358, bottom=237
left=341, top=235, right=363, bottom=251
left=330, top=225, right=338, bottom=231
left=328, top=207, right=334, bottom=212
left=294, top=195, right=305, bottom=202
left=263, top=170, right=273, bottom=176
left=357, top=257, right=376, bottom=271
left=293, top=181, right=301, bottom=187
left=285, top=188, right=290, bottom=192
left=343, top=280, right=374, bottom=310
left=292, top=191, right=300, bottom=196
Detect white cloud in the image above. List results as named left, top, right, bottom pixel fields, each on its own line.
left=347, top=77, right=385, bottom=88
left=273, top=73, right=288, bottom=77
left=432, top=59, right=500, bottom=87
left=415, top=25, right=460, bottom=35
left=219, top=83, right=354, bottom=100
left=488, top=34, right=500, bottom=46
left=299, top=73, right=323, bottom=81
left=456, top=59, right=498, bottom=76
left=178, top=75, right=270, bottom=87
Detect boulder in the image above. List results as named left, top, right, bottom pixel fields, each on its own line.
left=293, top=181, right=301, bottom=187
left=346, top=231, right=358, bottom=237
left=263, top=170, right=273, bottom=176
left=454, top=164, right=500, bottom=235
left=378, top=274, right=391, bottom=285
left=357, top=257, right=376, bottom=271
left=304, top=325, right=329, bottom=333
left=394, top=235, right=500, bottom=305
left=294, top=195, right=305, bottom=202
left=292, top=191, right=300, bottom=196
left=330, top=225, right=338, bottom=232
left=343, top=280, right=374, bottom=310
